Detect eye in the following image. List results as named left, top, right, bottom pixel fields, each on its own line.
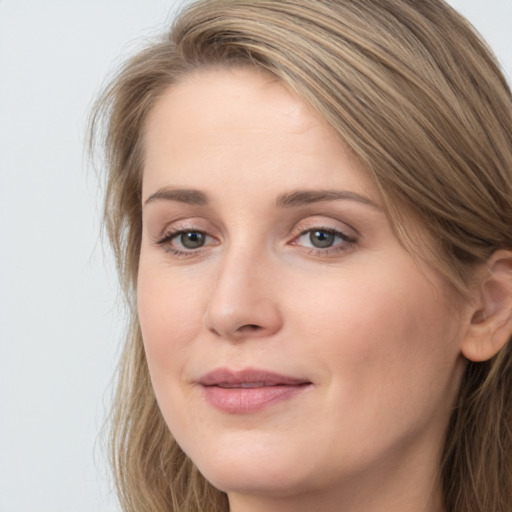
left=177, top=231, right=206, bottom=249
left=292, top=227, right=356, bottom=254
left=155, top=228, right=217, bottom=255
left=307, top=230, right=337, bottom=248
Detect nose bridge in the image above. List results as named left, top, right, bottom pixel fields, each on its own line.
left=203, top=239, right=282, bottom=339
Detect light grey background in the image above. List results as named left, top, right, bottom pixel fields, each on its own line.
left=0, top=1, right=510, bottom=511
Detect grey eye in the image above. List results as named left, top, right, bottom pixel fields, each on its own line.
left=179, top=231, right=206, bottom=249
left=309, top=230, right=335, bottom=248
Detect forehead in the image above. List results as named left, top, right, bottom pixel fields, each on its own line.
left=142, top=66, right=377, bottom=202
left=146, top=66, right=314, bottom=136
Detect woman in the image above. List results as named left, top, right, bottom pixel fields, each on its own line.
left=91, top=0, right=512, bottom=511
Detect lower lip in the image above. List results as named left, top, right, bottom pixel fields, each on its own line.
left=202, top=384, right=311, bottom=413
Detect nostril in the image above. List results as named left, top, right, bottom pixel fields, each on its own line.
left=208, top=324, right=261, bottom=337
left=236, top=324, right=263, bottom=334
left=240, top=324, right=261, bottom=332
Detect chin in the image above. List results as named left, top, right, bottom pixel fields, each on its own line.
left=201, top=465, right=312, bottom=498
left=189, top=441, right=319, bottom=497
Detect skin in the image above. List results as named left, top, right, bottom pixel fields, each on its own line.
left=137, top=67, right=475, bottom=512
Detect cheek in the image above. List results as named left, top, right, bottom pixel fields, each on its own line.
left=137, top=263, right=206, bottom=373
left=309, top=261, right=454, bottom=346
left=291, top=261, right=462, bottom=402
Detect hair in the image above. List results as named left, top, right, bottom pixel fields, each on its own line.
left=90, top=1, right=512, bottom=511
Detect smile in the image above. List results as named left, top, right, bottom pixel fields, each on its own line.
left=198, top=368, right=313, bottom=414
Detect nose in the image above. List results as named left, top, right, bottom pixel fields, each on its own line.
left=203, top=247, right=283, bottom=340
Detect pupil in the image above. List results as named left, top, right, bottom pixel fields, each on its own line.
left=310, top=230, right=334, bottom=248
left=181, top=232, right=205, bottom=249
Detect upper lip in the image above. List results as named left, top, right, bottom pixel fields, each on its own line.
left=199, top=368, right=311, bottom=388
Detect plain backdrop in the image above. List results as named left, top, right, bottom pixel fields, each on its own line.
left=0, top=1, right=510, bottom=511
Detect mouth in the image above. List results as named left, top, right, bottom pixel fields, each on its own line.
left=198, top=368, right=313, bottom=414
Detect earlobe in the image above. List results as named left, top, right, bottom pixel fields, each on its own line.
left=461, top=250, right=512, bottom=362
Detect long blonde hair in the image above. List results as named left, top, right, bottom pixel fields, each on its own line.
left=90, top=1, right=512, bottom=510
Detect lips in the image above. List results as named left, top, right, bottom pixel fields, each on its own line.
left=198, top=368, right=312, bottom=414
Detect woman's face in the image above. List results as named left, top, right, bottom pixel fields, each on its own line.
left=138, top=67, right=470, bottom=509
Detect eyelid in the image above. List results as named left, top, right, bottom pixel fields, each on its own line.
left=291, top=216, right=358, bottom=239
left=151, top=216, right=215, bottom=241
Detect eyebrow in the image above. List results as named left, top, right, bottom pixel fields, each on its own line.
left=144, top=187, right=209, bottom=206
left=275, top=189, right=380, bottom=209
left=143, top=187, right=379, bottom=209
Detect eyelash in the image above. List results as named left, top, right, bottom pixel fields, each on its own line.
left=154, top=225, right=357, bottom=258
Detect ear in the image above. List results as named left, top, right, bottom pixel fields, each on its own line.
left=461, top=250, right=512, bottom=362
